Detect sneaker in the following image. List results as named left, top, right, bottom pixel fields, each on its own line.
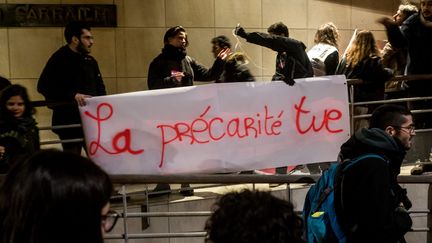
left=179, top=183, right=194, bottom=196
left=411, top=164, right=423, bottom=175
left=148, top=183, right=171, bottom=198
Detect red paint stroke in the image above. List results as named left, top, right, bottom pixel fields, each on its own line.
left=294, top=96, right=343, bottom=135
left=84, top=102, right=144, bottom=156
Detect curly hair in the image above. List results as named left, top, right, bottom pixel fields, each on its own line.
left=314, top=22, right=339, bottom=48
left=345, top=30, right=379, bottom=69
left=205, top=190, right=305, bottom=243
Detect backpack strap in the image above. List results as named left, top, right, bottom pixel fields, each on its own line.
left=342, top=154, right=388, bottom=172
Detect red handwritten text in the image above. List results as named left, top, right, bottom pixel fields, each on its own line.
left=294, top=96, right=343, bottom=134
left=84, top=103, right=144, bottom=156
left=156, top=105, right=284, bottom=168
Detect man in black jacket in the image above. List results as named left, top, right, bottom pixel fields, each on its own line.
left=148, top=26, right=228, bottom=90
left=235, top=22, right=313, bottom=85
left=335, top=104, right=415, bottom=243
left=38, top=21, right=106, bottom=154
left=235, top=22, right=314, bottom=175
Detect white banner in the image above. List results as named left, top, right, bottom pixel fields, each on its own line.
left=79, top=75, right=350, bottom=175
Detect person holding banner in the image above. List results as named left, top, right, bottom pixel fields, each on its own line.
left=37, top=21, right=106, bottom=155
left=235, top=22, right=313, bottom=85
left=235, top=22, right=314, bottom=175
left=147, top=26, right=229, bottom=90
left=147, top=26, right=229, bottom=196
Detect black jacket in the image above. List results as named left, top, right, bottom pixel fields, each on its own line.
left=242, top=32, right=313, bottom=81
left=335, top=128, right=411, bottom=243
left=216, top=54, right=255, bottom=83
left=387, top=13, right=432, bottom=76
left=37, top=45, right=106, bottom=130
left=386, top=13, right=432, bottom=96
left=147, top=44, right=224, bottom=89
left=0, top=116, right=39, bottom=173
left=336, top=56, right=393, bottom=102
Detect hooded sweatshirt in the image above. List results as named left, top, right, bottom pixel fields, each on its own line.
left=335, top=128, right=411, bottom=243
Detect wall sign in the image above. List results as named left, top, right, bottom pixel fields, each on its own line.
left=0, top=4, right=116, bottom=27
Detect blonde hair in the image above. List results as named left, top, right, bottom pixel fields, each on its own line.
left=314, top=22, right=340, bottom=48
left=345, top=30, right=379, bottom=68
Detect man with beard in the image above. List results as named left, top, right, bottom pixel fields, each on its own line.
left=38, top=21, right=106, bottom=154
left=147, top=26, right=229, bottom=196
left=379, top=0, right=432, bottom=129
left=148, top=26, right=229, bottom=89
left=334, top=104, right=415, bottom=243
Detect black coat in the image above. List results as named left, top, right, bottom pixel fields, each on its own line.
left=386, top=13, right=432, bottom=96
left=147, top=44, right=224, bottom=89
left=37, top=46, right=106, bottom=136
left=243, top=32, right=313, bottom=80
left=0, top=117, right=39, bottom=173
left=216, top=55, right=255, bottom=83
left=336, top=56, right=393, bottom=102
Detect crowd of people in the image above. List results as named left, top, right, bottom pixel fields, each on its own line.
left=0, top=1, right=431, bottom=242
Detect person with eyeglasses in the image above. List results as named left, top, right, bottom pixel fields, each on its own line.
left=334, top=104, right=415, bottom=243
left=37, top=21, right=106, bottom=155
left=0, top=149, right=116, bottom=243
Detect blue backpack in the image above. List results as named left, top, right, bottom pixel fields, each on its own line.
left=303, top=154, right=386, bottom=243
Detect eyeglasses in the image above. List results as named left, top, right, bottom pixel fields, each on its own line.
left=392, top=125, right=416, bottom=133
left=81, top=35, right=94, bottom=40
left=101, top=210, right=120, bottom=233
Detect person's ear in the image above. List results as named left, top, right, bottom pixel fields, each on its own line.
left=385, top=126, right=396, bottom=136
left=71, top=36, right=80, bottom=45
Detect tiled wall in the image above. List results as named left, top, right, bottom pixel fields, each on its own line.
left=0, top=0, right=401, bottom=140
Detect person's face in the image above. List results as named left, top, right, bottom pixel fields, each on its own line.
left=6, top=95, right=25, bottom=118
left=421, top=0, right=432, bottom=18
left=168, top=31, right=187, bottom=48
left=390, top=115, right=416, bottom=150
left=77, top=29, right=94, bottom=54
left=393, top=10, right=407, bottom=25
left=101, top=202, right=119, bottom=234
left=101, top=203, right=110, bottom=235
left=212, top=43, right=222, bottom=58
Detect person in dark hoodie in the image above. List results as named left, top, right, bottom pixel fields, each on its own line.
left=335, top=104, right=415, bottom=243
left=235, top=22, right=313, bottom=175
left=235, top=22, right=313, bottom=85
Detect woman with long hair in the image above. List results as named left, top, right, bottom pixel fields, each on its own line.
left=0, top=84, right=39, bottom=173
left=0, top=150, right=116, bottom=243
left=307, top=22, right=340, bottom=76
left=336, top=30, right=394, bottom=130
